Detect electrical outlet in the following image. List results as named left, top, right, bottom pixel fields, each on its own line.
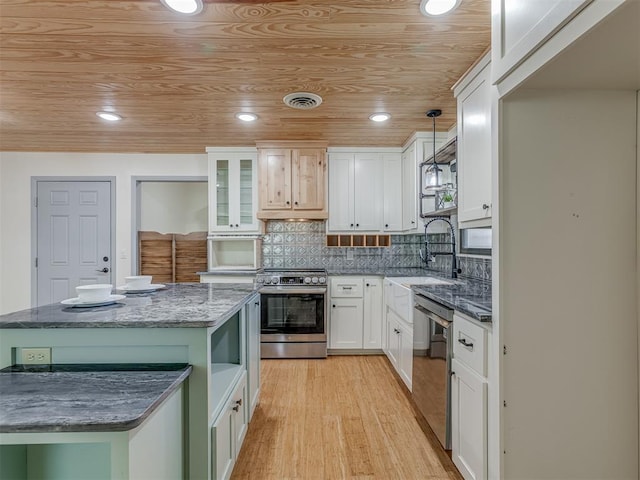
left=21, top=347, right=51, bottom=365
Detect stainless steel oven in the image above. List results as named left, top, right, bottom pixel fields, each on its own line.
left=256, top=269, right=327, bottom=359
left=412, top=292, right=453, bottom=450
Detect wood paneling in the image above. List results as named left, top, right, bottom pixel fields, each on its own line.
left=0, top=0, right=490, bottom=152
left=174, top=232, right=207, bottom=282
left=231, top=355, right=462, bottom=480
left=138, top=231, right=206, bottom=283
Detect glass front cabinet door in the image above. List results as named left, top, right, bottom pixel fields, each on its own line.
left=207, top=148, right=259, bottom=233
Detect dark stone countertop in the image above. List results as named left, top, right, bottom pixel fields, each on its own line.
left=412, top=280, right=492, bottom=323
left=0, top=364, right=192, bottom=433
left=0, top=283, right=257, bottom=329
left=327, top=267, right=443, bottom=277
left=329, top=267, right=492, bottom=323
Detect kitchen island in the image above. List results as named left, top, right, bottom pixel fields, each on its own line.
left=0, top=283, right=261, bottom=480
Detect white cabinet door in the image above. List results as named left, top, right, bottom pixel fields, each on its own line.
left=363, top=277, right=383, bottom=349
left=451, top=358, right=487, bottom=480
left=353, top=153, right=383, bottom=231
left=492, top=0, right=592, bottom=83
left=246, top=296, right=260, bottom=419
left=383, top=153, right=403, bottom=232
left=208, top=149, right=258, bottom=233
left=397, top=320, right=413, bottom=390
left=385, top=310, right=401, bottom=367
left=328, top=153, right=355, bottom=231
left=232, top=376, right=248, bottom=453
left=455, top=55, right=492, bottom=226
left=212, top=406, right=235, bottom=480
left=401, top=143, right=418, bottom=231
left=330, top=298, right=364, bottom=349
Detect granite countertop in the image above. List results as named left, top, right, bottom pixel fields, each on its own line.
left=412, top=280, right=492, bottom=323
left=327, top=267, right=443, bottom=277
left=0, top=364, right=192, bottom=433
left=0, top=283, right=257, bottom=329
left=329, top=267, right=492, bottom=322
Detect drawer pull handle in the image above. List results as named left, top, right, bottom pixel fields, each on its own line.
left=458, top=338, right=474, bottom=349
left=482, top=203, right=490, bottom=210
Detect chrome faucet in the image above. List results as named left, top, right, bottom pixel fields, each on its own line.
left=421, top=217, right=461, bottom=279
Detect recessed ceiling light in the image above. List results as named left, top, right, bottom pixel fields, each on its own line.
left=160, top=0, right=203, bottom=15
left=420, top=0, right=461, bottom=16
left=96, top=112, right=122, bottom=122
left=235, top=113, right=258, bottom=122
left=369, top=113, right=391, bottom=122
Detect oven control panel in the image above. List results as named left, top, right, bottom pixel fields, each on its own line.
left=255, top=270, right=328, bottom=287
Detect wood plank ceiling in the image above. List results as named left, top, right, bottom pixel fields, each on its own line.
left=0, top=0, right=490, bottom=153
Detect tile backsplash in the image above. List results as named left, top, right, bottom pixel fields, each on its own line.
left=262, top=221, right=491, bottom=282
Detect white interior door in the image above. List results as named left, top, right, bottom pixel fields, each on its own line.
left=36, top=181, right=112, bottom=306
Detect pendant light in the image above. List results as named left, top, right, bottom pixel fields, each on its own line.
left=425, top=109, right=442, bottom=188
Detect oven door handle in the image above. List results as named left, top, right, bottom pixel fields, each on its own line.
left=259, top=287, right=327, bottom=295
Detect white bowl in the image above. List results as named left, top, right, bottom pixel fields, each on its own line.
left=125, top=275, right=153, bottom=289
left=76, top=284, right=113, bottom=302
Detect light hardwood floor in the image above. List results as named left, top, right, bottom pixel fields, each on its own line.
left=231, top=355, right=462, bottom=480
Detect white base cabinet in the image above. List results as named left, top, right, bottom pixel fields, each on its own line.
left=329, top=276, right=383, bottom=351
left=451, top=359, right=487, bottom=480
left=385, top=307, right=413, bottom=390
left=451, top=312, right=490, bottom=480
left=212, top=373, right=247, bottom=480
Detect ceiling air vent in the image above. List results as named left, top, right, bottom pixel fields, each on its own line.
left=283, top=92, right=323, bottom=110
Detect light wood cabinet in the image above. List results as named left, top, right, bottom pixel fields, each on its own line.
left=256, top=142, right=327, bottom=220
left=207, top=147, right=259, bottom=233
left=454, top=53, right=492, bottom=227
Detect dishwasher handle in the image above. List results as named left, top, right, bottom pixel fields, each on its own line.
left=414, top=304, right=451, bottom=329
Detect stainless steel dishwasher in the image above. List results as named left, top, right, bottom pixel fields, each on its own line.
left=412, top=292, right=453, bottom=450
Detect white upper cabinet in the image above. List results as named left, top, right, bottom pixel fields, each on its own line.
left=207, top=148, right=259, bottom=233
left=383, top=153, right=403, bottom=231
left=328, top=149, right=402, bottom=233
left=401, top=142, right=418, bottom=231
left=492, top=0, right=626, bottom=92
left=454, top=53, right=492, bottom=227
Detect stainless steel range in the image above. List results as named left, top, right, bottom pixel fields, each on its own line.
left=256, top=268, right=328, bottom=359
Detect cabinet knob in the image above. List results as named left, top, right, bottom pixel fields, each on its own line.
left=229, top=224, right=233, bottom=227
left=236, top=399, right=243, bottom=406
left=286, top=201, right=290, bottom=205
left=411, top=221, right=416, bottom=224
left=350, top=223, right=354, bottom=227
left=332, top=304, right=336, bottom=308
left=235, top=224, right=239, bottom=227
left=232, top=405, right=240, bottom=412
left=366, top=283, right=370, bottom=287
left=356, top=223, right=359, bottom=228
left=294, top=201, right=298, bottom=205
left=482, top=203, right=490, bottom=210
left=385, top=224, right=389, bottom=228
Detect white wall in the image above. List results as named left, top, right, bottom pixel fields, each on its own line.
left=140, top=182, right=207, bottom=234
left=0, top=152, right=207, bottom=314
left=500, top=89, right=638, bottom=479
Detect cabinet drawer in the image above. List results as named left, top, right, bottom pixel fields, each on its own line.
left=453, top=313, right=487, bottom=377
left=330, top=277, right=363, bottom=297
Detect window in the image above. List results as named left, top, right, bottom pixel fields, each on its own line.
left=460, top=228, right=491, bottom=256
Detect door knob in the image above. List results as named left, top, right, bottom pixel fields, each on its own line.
left=96, top=267, right=109, bottom=273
